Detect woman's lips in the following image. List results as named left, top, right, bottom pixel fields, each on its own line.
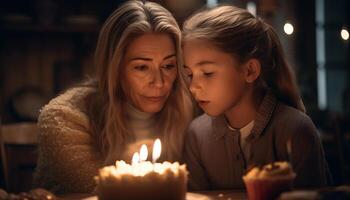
left=144, top=96, right=165, bottom=102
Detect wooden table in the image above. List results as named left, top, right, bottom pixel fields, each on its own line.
left=198, top=190, right=247, bottom=200
left=59, top=190, right=247, bottom=200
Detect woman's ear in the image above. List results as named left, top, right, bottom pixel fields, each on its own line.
left=244, top=58, right=261, bottom=83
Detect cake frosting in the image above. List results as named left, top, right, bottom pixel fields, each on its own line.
left=244, top=161, right=295, bottom=180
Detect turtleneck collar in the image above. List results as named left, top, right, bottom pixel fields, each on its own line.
left=125, top=103, right=158, bottom=140
left=126, top=103, right=155, bottom=121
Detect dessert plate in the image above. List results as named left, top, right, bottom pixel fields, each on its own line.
left=82, top=192, right=212, bottom=200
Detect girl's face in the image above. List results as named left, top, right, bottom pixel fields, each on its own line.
left=183, top=39, right=249, bottom=116
left=122, top=33, right=177, bottom=113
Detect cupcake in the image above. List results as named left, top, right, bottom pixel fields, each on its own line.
left=243, top=161, right=296, bottom=200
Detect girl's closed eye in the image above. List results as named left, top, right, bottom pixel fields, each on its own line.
left=184, top=67, right=193, bottom=78
left=187, top=73, right=193, bottom=79
left=203, top=71, right=214, bottom=77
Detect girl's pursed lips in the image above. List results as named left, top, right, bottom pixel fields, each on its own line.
left=196, top=99, right=210, bottom=103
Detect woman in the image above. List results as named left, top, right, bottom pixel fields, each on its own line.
left=34, top=0, right=193, bottom=193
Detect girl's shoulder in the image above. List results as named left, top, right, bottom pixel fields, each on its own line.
left=188, top=113, right=213, bottom=130
left=186, top=114, right=217, bottom=147
left=274, top=103, right=313, bottom=123
left=187, top=113, right=216, bottom=138
left=187, top=113, right=228, bottom=143
left=273, top=102, right=317, bottom=135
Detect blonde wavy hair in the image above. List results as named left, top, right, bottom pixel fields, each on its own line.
left=89, top=0, right=193, bottom=164
left=183, top=5, right=305, bottom=112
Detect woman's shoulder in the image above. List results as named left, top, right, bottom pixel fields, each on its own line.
left=44, top=86, right=96, bottom=112
left=38, top=86, right=97, bottom=131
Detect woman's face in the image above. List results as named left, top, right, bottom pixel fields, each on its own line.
left=122, top=33, right=177, bottom=113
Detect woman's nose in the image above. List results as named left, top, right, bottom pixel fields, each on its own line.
left=150, top=69, right=164, bottom=88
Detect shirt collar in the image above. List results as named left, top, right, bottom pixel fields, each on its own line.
left=251, top=89, right=277, bottom=138
left=228, top=120, right=255, bottom=135
left=212, top=89, right=277, bottom=140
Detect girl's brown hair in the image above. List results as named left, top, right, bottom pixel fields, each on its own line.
left=90, top=0, right=193, bottom=164
left=182, top=5, right=305, bottom=112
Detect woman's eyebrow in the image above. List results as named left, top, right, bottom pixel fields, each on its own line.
left=163, top=54, right=176, bottom=60
left=129, top=57, right=152, bottom=62
left=128, top=53, right=176, bottom=62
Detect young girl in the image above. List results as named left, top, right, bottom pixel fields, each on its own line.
left=182, top=5, right=330, bottom=190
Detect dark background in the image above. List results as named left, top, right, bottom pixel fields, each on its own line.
left=0, top=0, right=349, bottom=192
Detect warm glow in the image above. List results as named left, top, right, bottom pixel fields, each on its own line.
left=341, top=28, right=349, bottom=40
left=152, top=138, right=161, bottom=163
left=140, top=144, right=148, bottom=162
left=284, top=22, right=294, bottom=35
left=98, top=138, right=186, bottom=180
left=132, top=152, right=140, bottom=165
left=100, top=160, right=184, bottom=178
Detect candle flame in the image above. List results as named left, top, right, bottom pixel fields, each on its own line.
left=140, top=144, right=148, bottom=162
left=132, top=152, right=140, bottom=165
left=152, top=138, right=161, bottom=163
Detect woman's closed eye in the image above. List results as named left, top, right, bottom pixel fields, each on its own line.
left=162, top=63, right=176, bottom=70
left=134, top=65, right=149, bottom=71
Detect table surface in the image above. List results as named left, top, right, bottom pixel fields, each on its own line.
left=198, top=190, right=247, bottom=200
left=59, top=190, right=247, bottom=200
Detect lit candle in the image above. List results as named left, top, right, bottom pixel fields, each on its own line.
left=139, top=144, right=148, bottom=162
left=132, top=152, right=140, bottom=165
left=152, top=138, right=161, bottom=163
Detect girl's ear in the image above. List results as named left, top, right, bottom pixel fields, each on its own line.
left=244, top=58, right=261, bottom=83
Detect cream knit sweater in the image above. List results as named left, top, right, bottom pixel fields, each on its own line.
left=34, top=86, right=102, bottom=194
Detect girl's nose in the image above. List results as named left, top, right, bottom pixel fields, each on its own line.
left=189, top=76, right=201, bottom=95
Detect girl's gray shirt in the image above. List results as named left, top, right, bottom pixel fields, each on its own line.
left=184, top=90, right=330, bottom=190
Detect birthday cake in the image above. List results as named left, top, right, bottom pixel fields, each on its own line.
left=95, top=139, right=188, bottom=200
left=95, top=161, right=187, bottom=200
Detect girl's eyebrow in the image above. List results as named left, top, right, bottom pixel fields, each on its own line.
left=196, top=61, right=217, bottom=66
left=184, top=61, right=217, bottom=68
